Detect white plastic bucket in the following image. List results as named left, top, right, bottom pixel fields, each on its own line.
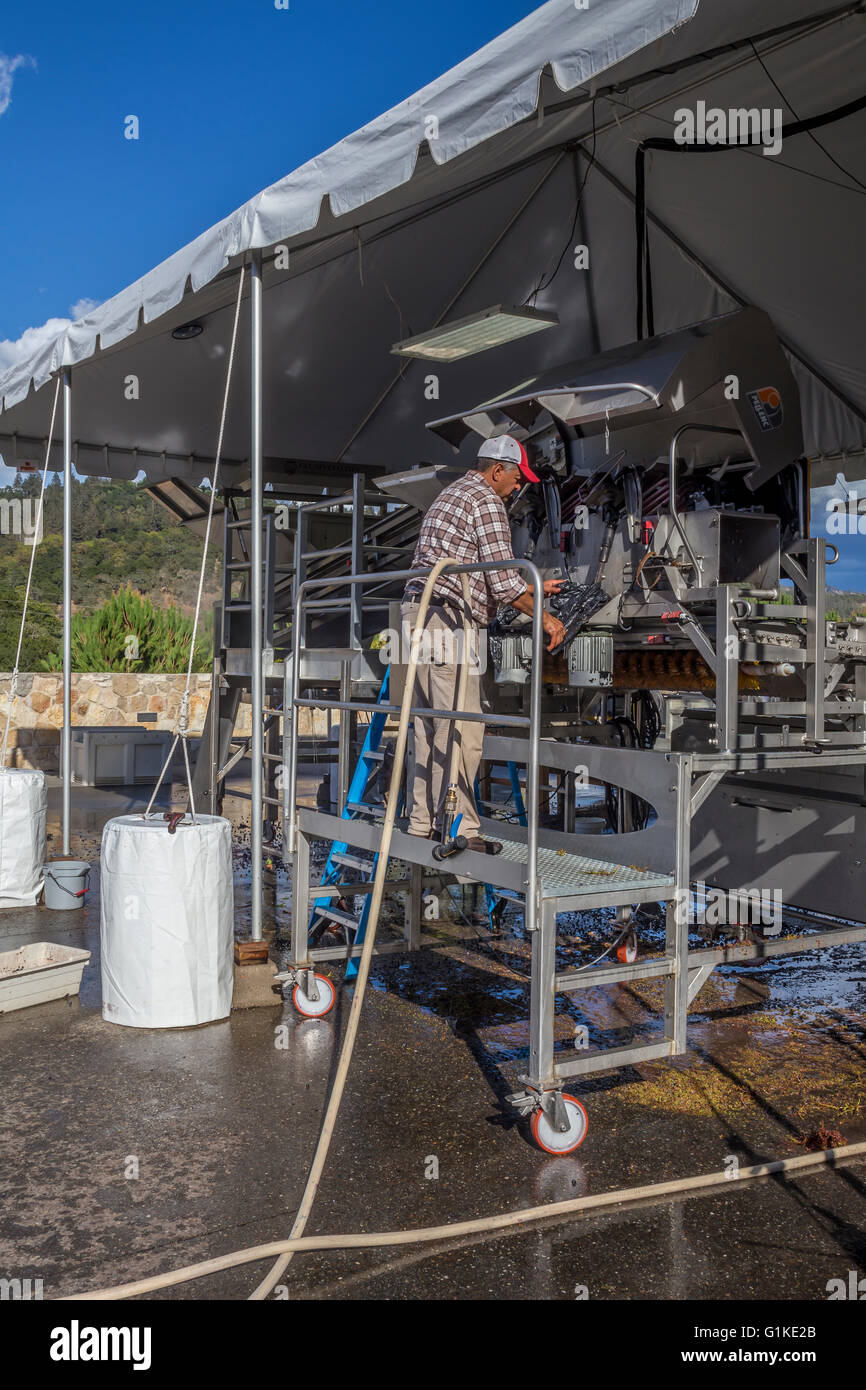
left=0, top=769, right=47, bottom=909
left=44, top=860, right=91, bottom=910
left=100, top=813, right=234, bottom=1028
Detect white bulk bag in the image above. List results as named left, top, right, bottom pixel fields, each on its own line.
left=100, top=813, right=234, bottom=1028
left=0, top=769, right=47, bottom=909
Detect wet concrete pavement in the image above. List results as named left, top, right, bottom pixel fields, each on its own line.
left=1, top=782, right=865, bottom=1300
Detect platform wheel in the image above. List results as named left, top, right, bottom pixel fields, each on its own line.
left=616, top=928, right=638, bottom=964
left=292, top=973, right=336, bottom=1019
left=530, top=1095, right=589, bottom=1155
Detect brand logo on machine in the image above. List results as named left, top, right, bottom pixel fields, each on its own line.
left=747, top=387, right=783, bottom=432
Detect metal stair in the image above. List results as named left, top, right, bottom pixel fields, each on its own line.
left=307, top=669, right=396, bottom=979
left=475, top=761, right=527, bottom=931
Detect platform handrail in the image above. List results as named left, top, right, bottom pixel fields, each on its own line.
left=285, top=557, right=545, bottom=931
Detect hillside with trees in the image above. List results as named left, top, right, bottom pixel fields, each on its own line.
left=0, top=474, right=218, bottom=670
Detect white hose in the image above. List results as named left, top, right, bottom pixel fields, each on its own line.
left=63, top=1140, right=866, bottom=1300
left=248, top=559, right=471, bottom=1299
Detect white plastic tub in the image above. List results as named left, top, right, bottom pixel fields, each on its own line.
left=100, top=813, right=234, bottom=1028
left=0, top=941, right=91, bottom=1014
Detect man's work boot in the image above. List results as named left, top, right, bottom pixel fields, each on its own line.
left=463, top=836, right=503, bottom=855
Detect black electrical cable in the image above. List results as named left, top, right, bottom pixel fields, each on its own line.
left=635, top=689, right=661, bottom=749
left=749, top=40, right=866, bottom=195
left=634, top=91, right=866, bottom=338
left=604, top=715, right=652, bottom=832
left=526, top=98, right=598, bottom=304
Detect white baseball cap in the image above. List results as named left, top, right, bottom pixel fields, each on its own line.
left=477, top=433, right=540, bottom=482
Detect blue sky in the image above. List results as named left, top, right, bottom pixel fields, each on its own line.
left=0, top=0, right=539, bottom=347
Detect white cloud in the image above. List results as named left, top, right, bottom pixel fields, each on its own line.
left=0, top=53, right=35, bottom=117
left=0, top=297, right=102, bottom=481
left=70, top=297, right=100, bottom=322
left=0, top=298, right=103, bottom=375
left=0, top=315, right=73, bottom=375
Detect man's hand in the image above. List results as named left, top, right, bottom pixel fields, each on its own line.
left=543, top=578, right=564, bottom=597
left=509, top=583, right=567, bottom=648
left=542, top=611, right=567, bottom=652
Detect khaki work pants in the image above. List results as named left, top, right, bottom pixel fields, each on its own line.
left=401, top=602, right=485, bottom=838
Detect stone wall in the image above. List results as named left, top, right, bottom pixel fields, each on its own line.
left=0, top=672, right=328, bottom=774
left=0, top=674, right=220, bottom=773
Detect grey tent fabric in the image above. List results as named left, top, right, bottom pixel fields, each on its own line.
left=0, top=0, right=863, bottom=485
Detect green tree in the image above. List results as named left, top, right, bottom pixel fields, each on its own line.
left=40, top=586, right=212, bottom=673
left=0, top=580, right=61, bottom=669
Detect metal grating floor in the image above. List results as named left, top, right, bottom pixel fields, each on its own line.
left=487, top=836, right=677, bottom=900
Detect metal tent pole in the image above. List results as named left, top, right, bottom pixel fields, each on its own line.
left=250, top=251, right=264, bottom=941
left=337, top=471, right=366, bottom=807
left=62, top=367, right=73, bottom=857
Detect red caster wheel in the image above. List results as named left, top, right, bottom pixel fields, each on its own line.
left=616, top=928, right=638, bottom=964
left=530, top=1095, right=589, bottom=1155
left=292, top=973, right=336, bottom=1019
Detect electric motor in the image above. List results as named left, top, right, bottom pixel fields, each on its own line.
left=567, top=632, right=614, bottom=687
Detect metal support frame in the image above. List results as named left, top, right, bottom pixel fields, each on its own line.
left=291, top=826, right=311, bottom=967
left=687, top=962, right=716, bottom=1006
left=250, top=249, right=264, bottom=940
left=205, top=651, right=221, bottom=814
left=666, top=755, right=692, bottom=1055
left=519, top=746, right=688, bottom=1093
left=528, top=899, right=557, bottom=1089
left=405, top=863, right=423, bottom=951
left=350, top=471, right=364, bottom=652
left=61, top=367, right=72, bottom=857
left=281, top=655, right=293, bottom=868
left=715, top=585, right=739, bottom=755
left=805, top=537, right=826, bottom=743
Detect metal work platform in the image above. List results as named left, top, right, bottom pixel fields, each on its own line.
left=294, top=809, right=676, bottom=907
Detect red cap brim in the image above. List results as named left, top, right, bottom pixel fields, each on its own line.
left=517, top=443, right=540, bottom=483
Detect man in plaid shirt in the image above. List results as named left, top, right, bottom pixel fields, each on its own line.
left=402, top=434, right=565, bottom=850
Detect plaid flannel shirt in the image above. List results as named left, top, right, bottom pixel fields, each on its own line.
left=403, top=471, right=526, bottom=625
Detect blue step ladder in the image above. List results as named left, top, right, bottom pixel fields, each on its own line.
left=310, top=677, right=527, bottom=955
left=308, top=668, right=399, bottom=980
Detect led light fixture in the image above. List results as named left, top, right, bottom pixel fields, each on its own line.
left=391, top=305, right=558, bottom=362
left=172, top=322, right=204, bottom=341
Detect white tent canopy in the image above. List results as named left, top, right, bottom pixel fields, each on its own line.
left=0, top=0, right=864, bottom=488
